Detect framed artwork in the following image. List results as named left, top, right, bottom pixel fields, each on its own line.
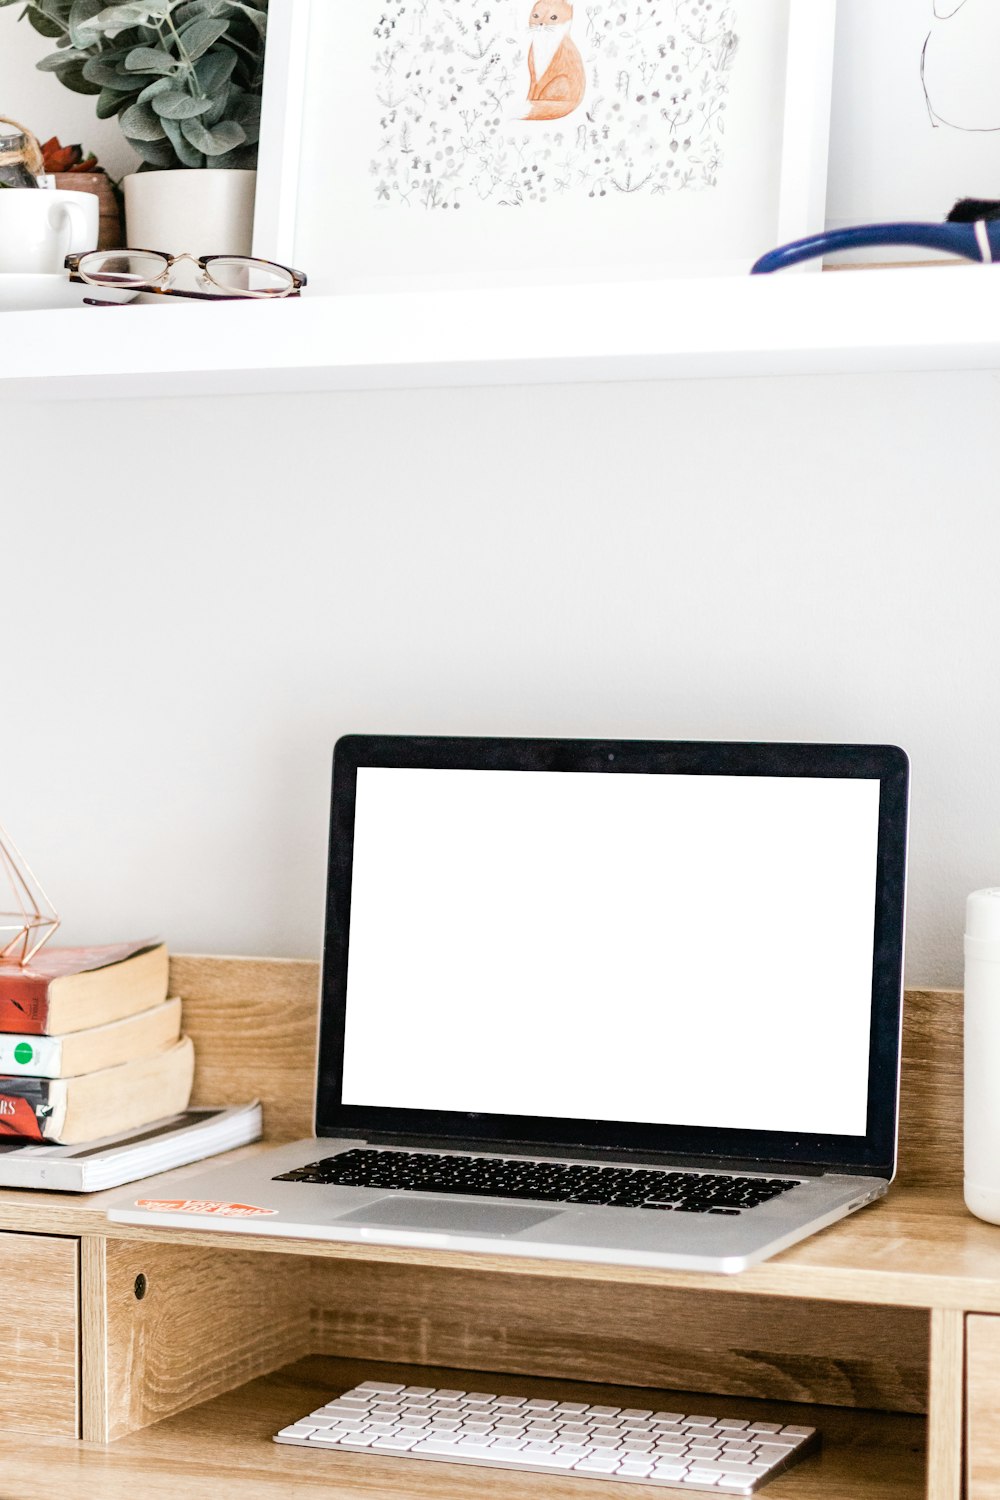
left=254, top=0, right=836, bottom=293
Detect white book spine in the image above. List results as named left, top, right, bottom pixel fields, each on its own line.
left=0, top=1034, right=63, bottom=1076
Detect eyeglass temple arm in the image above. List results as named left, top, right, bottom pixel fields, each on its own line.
left=750, top=219, right=1000, bottom=274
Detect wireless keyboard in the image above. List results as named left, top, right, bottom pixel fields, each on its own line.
left=274, top=1378, right=819, bottom=1493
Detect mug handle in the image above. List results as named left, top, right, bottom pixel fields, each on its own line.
left=51, top=201, right=95, bottom=257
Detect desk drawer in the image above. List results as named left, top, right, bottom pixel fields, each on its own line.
left=966, top=1314, right=1000, bottom=1499
left=0, top=1232, right=78, bottom=1437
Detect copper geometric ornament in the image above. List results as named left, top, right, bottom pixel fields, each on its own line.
left=0, top=822, right=60, bottom=966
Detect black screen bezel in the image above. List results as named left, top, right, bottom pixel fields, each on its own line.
left=316, top=735, right=908, bottom=1178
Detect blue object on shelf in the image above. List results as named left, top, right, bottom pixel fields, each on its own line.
left=751, top=219, right=1000, bottom=274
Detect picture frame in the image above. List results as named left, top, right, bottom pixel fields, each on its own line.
left=253, top=0, right=837, bottom=294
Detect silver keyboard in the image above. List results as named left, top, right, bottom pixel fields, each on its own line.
left=274, top=1378, right=819, bottom=1493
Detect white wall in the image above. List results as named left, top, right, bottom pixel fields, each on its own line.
left=3, top=4, right=997, bottom=988
left=5, top=369, right=998, bottom=986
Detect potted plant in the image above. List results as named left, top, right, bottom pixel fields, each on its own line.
left=0, top=0, right=268, bottom=253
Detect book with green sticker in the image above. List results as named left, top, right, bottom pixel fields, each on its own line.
left=0, top=998, right=181, bottom=1078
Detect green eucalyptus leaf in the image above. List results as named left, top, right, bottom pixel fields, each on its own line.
left=37, top=46, right=87, bottom=69
left=81, top=3, right=172, bottom=29
left=54, top=59, right=103, bottom=93
left=124, top=44, right=176, bottom=72
left=202, top=81, right=230, bottom=125
left=180, top=116, right=243, bottom=154
left=67, top=0, right=108, bottom=45
left=176, top=15, right=227, bottom=60
left=228, top=1, right=265, bottom=36
left=228, top=91, right=259, bottom=142
left=82, top=55, right=136, bottom=85
left=132, top=133, right=180, bottom=167
left=96, top=84, right=128, bottom=115
left=120, top=98, right=167, bottom=140
left=192, top=45, right=237, bottom=93
left=209, top=139, right=257, bottom=169
left=137, top=74, right=174, bottom=101
left=28, top=7, right=67, bottom=35
left=152, top=89, right=213, bottom=118
left=159, top=115, right=205, bottom=166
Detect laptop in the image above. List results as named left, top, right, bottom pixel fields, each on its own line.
left=109, top=734, right=909, bottom=1274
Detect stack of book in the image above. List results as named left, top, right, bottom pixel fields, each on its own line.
left=0, top=940, right=193, bottom=1144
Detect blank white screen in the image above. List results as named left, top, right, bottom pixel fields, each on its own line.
left=341, top=767, right=880, bottom=1136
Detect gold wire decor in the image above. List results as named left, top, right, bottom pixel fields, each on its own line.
left=0, top=823, right=60, bottom=966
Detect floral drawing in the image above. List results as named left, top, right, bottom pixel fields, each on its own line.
left=370, top=0, right=740, bottom=208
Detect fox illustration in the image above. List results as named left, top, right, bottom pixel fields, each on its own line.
left=510, top=0, right=586, bottom=123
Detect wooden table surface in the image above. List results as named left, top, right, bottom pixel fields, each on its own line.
left=0, top=1356, right=926, bottom=1500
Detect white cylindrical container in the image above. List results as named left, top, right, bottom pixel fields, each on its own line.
left=123, top=169, right=257, bottom=256
left=965, top=888, right=1000, bottom=1222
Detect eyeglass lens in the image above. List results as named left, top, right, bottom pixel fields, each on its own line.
left=77, top=251, right=295, bottom=296
left=78, top=251, right=170, bottom=286
left=206, top=257, right=295, bottom=295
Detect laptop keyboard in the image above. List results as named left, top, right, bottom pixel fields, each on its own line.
left=273, top=1149, right=799, bottom=1213
left=274, top=1378, right=819, bottom=1493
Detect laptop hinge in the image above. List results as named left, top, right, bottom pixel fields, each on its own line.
left=322, top=1128, right=839, bottom=1177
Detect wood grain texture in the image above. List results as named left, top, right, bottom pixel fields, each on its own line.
left=896, top=989, right=962, bottom=1189
left=926, top=1307, right=964, bottom=1500
left=167, top=960, right=963, bottom=1182
left=169, top=954, right=319, bottom=1141
left=965, top=1314, right=1000, bottom=1500
left=92, top=1238, right=314, bottom=1439
left=0, top=1356, right=928, bottom=1500
left=311, top=1260, right=929, bottom=1413
left=0, top=1232, right=78, bottom=1437
left=81, top=1235, right=111, bottom=1441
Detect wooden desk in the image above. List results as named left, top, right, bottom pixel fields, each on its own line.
left=0, top=959, right=991, bottom=1499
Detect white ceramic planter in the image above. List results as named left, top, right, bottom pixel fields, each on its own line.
left=123, top=169, right=257, bottom=256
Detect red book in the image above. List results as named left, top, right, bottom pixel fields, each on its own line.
left=0, top=941, right=168, bottom=1035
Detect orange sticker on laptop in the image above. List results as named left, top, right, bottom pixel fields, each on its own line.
left=134, top=1198, right=278, bottom=1218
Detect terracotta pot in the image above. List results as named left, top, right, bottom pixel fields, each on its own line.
left=52, top=172, right=122, bottom=250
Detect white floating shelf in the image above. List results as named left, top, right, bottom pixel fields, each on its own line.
left=2, top=265, right=996, bottom=400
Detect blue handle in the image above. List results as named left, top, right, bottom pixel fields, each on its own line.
left=751, top=221, right=1000, bottom=274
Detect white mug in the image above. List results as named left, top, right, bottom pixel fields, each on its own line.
left=0, top=188, right=99, bottom=274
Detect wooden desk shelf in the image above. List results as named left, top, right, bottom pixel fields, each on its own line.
left=0, top=957, right=986, bottom=1498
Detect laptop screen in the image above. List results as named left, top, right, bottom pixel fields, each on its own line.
left=318, top=738, right=908, bottom=1176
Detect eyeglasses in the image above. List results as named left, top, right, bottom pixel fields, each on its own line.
left=65, top=249, right=307, bottom=304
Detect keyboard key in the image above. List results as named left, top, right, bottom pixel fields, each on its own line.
left=575, top=1456, right=620, bottom=1473
left=525, top=1450, right=579, bottom=1468
left=356, top=1382, right=404, bottom=1394
left=650, top=1462, right=689, bottom=1479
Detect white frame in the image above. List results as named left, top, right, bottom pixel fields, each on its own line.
left=254, top=0, right=838, bottom=283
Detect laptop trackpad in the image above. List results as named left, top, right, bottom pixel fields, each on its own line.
left=337, top=1196, right=561, bottom=1237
